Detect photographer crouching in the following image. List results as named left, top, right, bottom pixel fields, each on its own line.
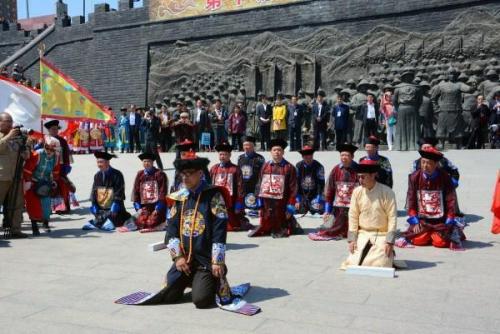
left=0, top=112, right=30, bottom=239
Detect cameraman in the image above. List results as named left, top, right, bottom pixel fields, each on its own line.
left=141, top=109, right=163, bottom=170
left=0, top=112, right=29, bottom=238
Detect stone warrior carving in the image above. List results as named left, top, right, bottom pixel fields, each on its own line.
left=393, top=67, right=423, bottom=151
left=431, top=67, right=472, bottom=149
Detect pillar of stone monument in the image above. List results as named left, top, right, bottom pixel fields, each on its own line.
left=95, top=3, right=111, bottom=13
left=56, top=0, right=68, bottom=19
left=119, top=0, right=134, bottom=10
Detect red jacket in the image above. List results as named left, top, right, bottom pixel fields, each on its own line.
left=228, top=112, right=246, bottom=134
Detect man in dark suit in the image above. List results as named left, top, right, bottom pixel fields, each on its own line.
left=141, top=109, right=163, bottom=169
left=488, top=90, right=500, bottom=148
left=193, top=99, right=211, bottom=150
left=256, top=92, right=272, bottom=151
left=128, top=105, right=142, bottom=153
left=360, top=92, right=380, bottom=145
left=312, top=89, right=330, bottom=151
left=288, top=95, right=304, bottom=151
left=331, top=93, right=351, bottom=145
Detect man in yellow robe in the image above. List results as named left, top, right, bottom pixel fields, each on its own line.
left=272, top=92, right=288, bottom=140
left=341, top=159, right=396, bottom=269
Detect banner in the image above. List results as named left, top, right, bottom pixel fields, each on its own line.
left=149, top=0, right=303, bottom=21
left=0, top=76, right=41, bottom=131
left=40, top=58, right=112, bottom=123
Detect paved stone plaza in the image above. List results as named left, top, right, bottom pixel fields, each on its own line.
left=0, top=149, right=499, bottom=334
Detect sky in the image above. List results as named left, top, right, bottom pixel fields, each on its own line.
left=17, top=0, right=144, bottom=20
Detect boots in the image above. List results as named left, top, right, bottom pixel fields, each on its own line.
left=31, top=220, right=40, bottom=236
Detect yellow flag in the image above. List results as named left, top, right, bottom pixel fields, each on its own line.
left=40, top=57, right=112, bottom=123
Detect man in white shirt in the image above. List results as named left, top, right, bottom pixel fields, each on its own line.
left=128, top=105, right=142, bottom=153
left=362, top=93, right=379, bottom=145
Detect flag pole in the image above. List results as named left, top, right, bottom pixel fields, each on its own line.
left=38, top=43, right=45, bottom=134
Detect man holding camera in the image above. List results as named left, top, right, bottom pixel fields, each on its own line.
left=141, top=109, right=163, bottom=170
left=0, top=112, right=29, bottom=238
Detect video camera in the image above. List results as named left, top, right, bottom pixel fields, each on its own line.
left=13, top=124, right=34, bottom=136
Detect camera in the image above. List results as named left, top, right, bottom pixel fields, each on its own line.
left=14, top=124, right=34, bottom=136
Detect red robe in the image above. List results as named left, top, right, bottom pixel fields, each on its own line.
left=209, top=162, right=246, bottom=231
left=492, top=172, right=500, bottom=234
left=320, top=163, right=358, bottom=238
left=132, top=168, right=168, bottom=230
left=251, top=159, right=298, bottom=237
left=404, top=168, right=463, bottom=247
left=23, top=151, right=60, bottom=221
left=53, top=134, right=73, bottom=213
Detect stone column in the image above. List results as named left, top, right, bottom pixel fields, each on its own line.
left=118, top=0, right=134, bottom=10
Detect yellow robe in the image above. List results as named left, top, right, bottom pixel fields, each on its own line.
left=272, top=104, right=287, bottom=131
left=341, top=182, right=397, bottom=269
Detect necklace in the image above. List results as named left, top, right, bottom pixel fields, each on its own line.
left=179, top=193, right=202, bottom=264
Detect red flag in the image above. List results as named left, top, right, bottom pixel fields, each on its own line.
left=491, top=171, right=500, bottom=234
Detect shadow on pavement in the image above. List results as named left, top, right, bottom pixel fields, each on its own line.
left=67, top=207, right=91, bottom=215
left=49, top=216, right=85, bottom=222
left=227, top=243, right=258, bottom=250
left=46, top=228, right=102, bottom=239
left=301, top=228, right=318, bottom=234
left=0, top=239, right=11, bottom=247
left=76, top=198, right=91, bottom=204
left=244, top=286, right=289, bottom=303
left=400, top=260, right=440, bottom=271
left=464, top=240, right=494, bottom=249
left=464, top=214, right=484, bottom=224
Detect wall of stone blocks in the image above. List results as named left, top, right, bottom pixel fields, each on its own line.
left=0, top=0, right=498, bottom=110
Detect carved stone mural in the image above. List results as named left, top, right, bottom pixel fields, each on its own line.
left=147, top=7, right=500, bottom=104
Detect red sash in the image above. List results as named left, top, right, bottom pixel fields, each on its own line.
left=214, top=173, right=234, bottom=196
left=259, top=174, right=285, bottom=199
left=417, top=190, right=444, bottom=219
left=333, top=181, right=356, bottom=208
left=140, top=180, right=159, bottom=204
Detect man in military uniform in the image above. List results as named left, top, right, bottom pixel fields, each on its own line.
left=237, top=136, right=265, bottom=217
left=431, top=67, right=472, bottom=149
left=295, top=146, right=325, bottom=215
